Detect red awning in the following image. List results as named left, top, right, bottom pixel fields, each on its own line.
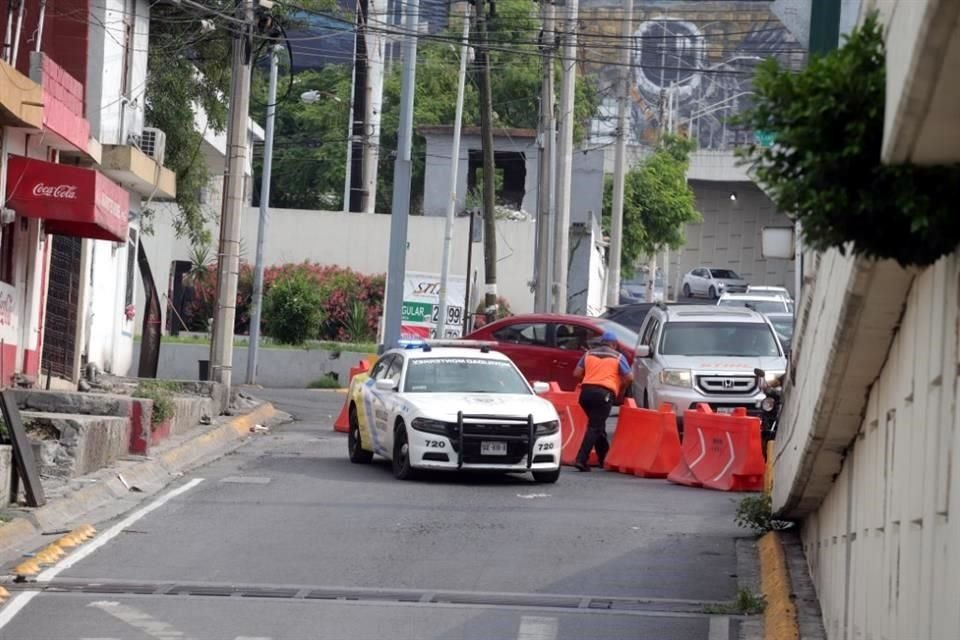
left=5, top=155, right=129, bottom=243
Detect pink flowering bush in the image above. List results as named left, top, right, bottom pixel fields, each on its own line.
left=186, top=262, right=384, bottom=343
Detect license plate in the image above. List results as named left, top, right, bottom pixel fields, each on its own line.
left=717, top=407, right=735, bottom=415
left=481, top=441, right=507, bottom=456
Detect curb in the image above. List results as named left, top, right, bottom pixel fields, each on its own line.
left=759, top=531, right=800, bottom=640
left=0, top=401, right=278, bottom=559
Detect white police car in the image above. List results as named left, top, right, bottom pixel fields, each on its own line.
left=345, top=340, right=563, bottom=483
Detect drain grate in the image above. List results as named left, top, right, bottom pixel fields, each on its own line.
left=14, top=579, right=732, bottom=618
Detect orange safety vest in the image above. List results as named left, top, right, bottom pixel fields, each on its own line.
left=580, top=348, right=625, bottom=394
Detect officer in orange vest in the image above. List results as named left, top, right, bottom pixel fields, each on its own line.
left=572, top=330, right=633, bottom=472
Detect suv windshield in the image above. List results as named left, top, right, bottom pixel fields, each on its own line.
left=660, top=322, right=781, bottom=357
left=404, top=357, right=531, bottom=394
left=718, top=299, right=786, bottom=314
left=710, top=269, right=739, bottom=279
left=595, top=319, right=638, bottom=346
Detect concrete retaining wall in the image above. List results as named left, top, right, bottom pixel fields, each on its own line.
left=23, top=413, right=131, bottom=479
left=129, top=342, right=373, bottom=388
left=170, top=396, right=216, bottom=436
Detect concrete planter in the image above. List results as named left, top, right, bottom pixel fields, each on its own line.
left=132, top=342, right=376, bottom=388
left=150, top=418, right=172, bottom=446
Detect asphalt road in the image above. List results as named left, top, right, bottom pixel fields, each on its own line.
left=0, top=388, right=750, bottom=640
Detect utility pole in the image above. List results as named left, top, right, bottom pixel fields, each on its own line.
left=349, top=0, right=369, bottom=212
left=362, top=0, right=386, bottom=213
left=380, top=0, right=419, bottom=350
left=534, top=0, right=555, bottom=313
left=436, top=8, right=470, bottom=339
left=209, top=0, right=254, bottom=390
left=476, top=0, right=498, bottom=323
left=246, top=44, right=280, bottom=385
left=343, top=6, right=359, bottom=212
left=605, top=0, right=633, bottom=309
left=552, top=0, right=578, bottom=313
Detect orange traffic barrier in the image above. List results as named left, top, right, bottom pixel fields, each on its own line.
left=604, top=400, right=681, bottom=478
left=667, top=404, right=766, bottom=492
left=541, top=383, right=598, bottom=467
left=333, top=359, right=371, bottom=433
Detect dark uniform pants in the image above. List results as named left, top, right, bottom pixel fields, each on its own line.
left=576, top=384, right=613, bottom=465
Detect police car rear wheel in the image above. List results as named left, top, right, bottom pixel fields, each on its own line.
left=392, top=424, right=416, bottom=480
left=532, top=469, right=561, bottom=484
left=348, top=405, right=373, bottom=464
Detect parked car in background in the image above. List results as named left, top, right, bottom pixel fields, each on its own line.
left=680, top=267, right=748, bottom=299
left=747, top=285, right=793, bottom=300
left=765, top=312, right=795, bottom=354
left=466, top=314, right=638, bottom=391
left=717, top=293, right=793, bottom=314
left=631, top=305, right=788, bottom=422
left=602, top=300, right=699, bottom=333
left=620, top=268, right=664, bottom=303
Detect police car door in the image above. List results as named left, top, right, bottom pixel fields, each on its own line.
left=374, top=354, right=405, bottom=453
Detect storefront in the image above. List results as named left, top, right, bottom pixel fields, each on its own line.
left=4, top=155, right=129, bottom=383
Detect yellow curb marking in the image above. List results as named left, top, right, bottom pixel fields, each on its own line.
left=759, top=532, right=799, bottom=640
left=12, top=559, right=40, bottom=576
left=0, top=586, right=8, bottom=601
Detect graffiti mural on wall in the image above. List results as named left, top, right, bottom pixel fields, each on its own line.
left=581, top=2, right=807, bottom=150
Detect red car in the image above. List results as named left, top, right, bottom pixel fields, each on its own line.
left=466, top=314, right=639, bottom=391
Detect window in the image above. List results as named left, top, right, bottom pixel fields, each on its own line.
left=553, top=323, right=592, bottom=351
left=370, top=355, right=394, bottom=380
left=659, top=322, right=781, bottom=358
left=693, top=268, right=707, bottom=277
left=385, top=355, right=403, bottom=382
left=717, top=299, right=787, bottom=314
left=640, top=317, right=660, bottom=349
left=709, top=269, right=739, bottom=279
left=492, top=322, right=548, bottom=346
left=595, top=319, right=638, bottom=347
left=0, top=223, right=14, bottom=285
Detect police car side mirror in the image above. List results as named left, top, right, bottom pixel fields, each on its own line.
left=636, top=345, right=651, bottom=358
left=532, top=381, right=550, bottom=395
left=376, top=378, right=398, bottom=392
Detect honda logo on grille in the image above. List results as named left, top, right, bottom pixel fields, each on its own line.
left=722, top=379, right=735, bottom=389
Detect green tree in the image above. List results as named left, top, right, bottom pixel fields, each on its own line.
left=144, top=3, right=232, bottom=245
left=736, top=13, right=960, bottom=267
left=602, top=135, right=701, bottom=271
left=255, top=0, right=599, bottom=213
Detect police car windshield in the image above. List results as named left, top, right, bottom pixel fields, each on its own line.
left=404, top=357, right=532, bottom=394
left=660, top=322, right=781, bottom=357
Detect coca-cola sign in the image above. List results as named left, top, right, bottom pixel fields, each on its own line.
left=32, top=183, right=78, bottom=199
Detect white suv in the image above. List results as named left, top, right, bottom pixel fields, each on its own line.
left=716, top=293, right=794, bottom=314
left=631, top=304, right=787, bottom=422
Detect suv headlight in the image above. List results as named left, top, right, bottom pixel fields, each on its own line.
left=411, top=418, right=451, bottom=435
left=535, top=420, right=559, bottom=435
left=659, top=369, right=692, bottom=388
left=764, top=371, right=786, bottom=385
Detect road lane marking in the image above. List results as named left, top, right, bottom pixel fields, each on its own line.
left=0, top=591, right=39, bottom=630
left=37, top=478, right=205, bottom=582
left=708, top=615, right=731, bottom=640
left=517, top=615, right=558, bottom=640
left=90, top=600, right=194, bottom=639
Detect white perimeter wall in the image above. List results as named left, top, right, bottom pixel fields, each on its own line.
left=137, top=207, right=537, bottom=334
left=796, top=254, right=960, bottom=639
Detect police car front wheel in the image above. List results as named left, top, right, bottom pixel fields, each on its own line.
left=347, top=405, right=373, bottom=464
left=392, top=424, right=417, bottom=481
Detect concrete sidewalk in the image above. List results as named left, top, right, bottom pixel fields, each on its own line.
left=0, top=400, right=288, bottom=568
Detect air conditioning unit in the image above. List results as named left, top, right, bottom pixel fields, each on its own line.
left=140, top=127, right=167, bottom=165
